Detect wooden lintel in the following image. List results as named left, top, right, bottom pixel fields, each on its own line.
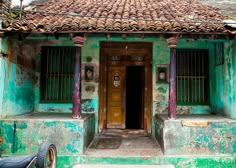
left=18, top=33, right=30, bottom=41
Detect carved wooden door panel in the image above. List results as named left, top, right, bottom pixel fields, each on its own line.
left=107, top=66, right=126, bottom=128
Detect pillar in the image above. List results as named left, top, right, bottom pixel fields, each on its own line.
left=72, top=36, right=86, bottom=118
left=167, top=37, right=178, bottom=119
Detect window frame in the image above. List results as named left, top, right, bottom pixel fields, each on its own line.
left=176, top=49, right=209, bottom=105
left=40, top=46, right=76, bottom=103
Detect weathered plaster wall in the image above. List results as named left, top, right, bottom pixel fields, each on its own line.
left=155, top=115, right=236, bottom=155
left=0, top=36, right=78, bottom=117
left=80, top=37, right=211, bottom=133
left=0, top=37, right=36, bottom=118
left=81, top=37, right=215, bottom=132
left=81, top=38, right=100, bottom=132
left=2, top=35, right=235, bottom=129
left=0, top=114, right=95, bottom=157
left=153, top=39, right=213, bottom=116
left=0, top=35, right=236, bottom=168
left=210, top=40, right=236, bottom=119
left=33, top=37, right=75, bottom=113
left=80, top=38, right=235, bottom=121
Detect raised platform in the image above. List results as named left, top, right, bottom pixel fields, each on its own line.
left=73, top=128, right=236, bottom=168
left=155, top=114, right=236, bottom=155
left=1, top=113, right=236, bottom=168
left=0, top=112, right=95, bottom=156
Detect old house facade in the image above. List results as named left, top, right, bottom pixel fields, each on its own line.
left=0, top=0, right=235, bottom=167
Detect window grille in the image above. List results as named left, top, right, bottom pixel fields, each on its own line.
left=215, top=42, right=224, bottom=66
left=40, top=46, right=76, bottom=102
left=176, top=49, right=209, bottom=105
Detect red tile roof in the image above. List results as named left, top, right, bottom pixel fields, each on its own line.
left=3, top=0, right=231, bottom=33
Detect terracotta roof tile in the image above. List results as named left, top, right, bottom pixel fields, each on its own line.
left=2, top=0, right=231, bottom=33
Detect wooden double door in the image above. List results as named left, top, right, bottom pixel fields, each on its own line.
left=107, top=66, right=145, bottom=129
left=99, top=42, right=152, bottom=132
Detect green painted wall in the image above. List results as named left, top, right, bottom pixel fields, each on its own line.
left=77, top=156, right=236, bottom=168
left=0, top=114, right=95, bottom=157
left=210, top=40, right=236, bottom=119
left=0, top=35, right=235, bottom=167
left=0, top=38, right=35, bottom=118
left=80, top=37, right=220, bottom=132
left=1, top=35, right=235, bottom=128
left=155, top=115, right=236, bottom=155
left=0, top=37, right=76, bottom=118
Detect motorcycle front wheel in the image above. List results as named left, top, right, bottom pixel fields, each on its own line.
left=36, top=142, right=57, bottom=168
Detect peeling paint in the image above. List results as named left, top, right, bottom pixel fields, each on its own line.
left=155, top=115, right=236, bottom=155
left=210, top=40, right=236, bottom=119
left=0, top=114, right=95, bottom=156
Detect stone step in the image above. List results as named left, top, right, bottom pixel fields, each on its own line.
left=74, top=165, right=175, bottom=168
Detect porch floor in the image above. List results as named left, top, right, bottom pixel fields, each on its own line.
left=85, top=129, right=163, bottom=157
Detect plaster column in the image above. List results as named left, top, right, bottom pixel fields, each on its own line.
left=167, top=37, right=178, bottom=119
left=72, top=36, right=86, bottom=119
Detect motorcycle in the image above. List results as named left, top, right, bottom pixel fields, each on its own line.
left=0, top=142, right=57, bottom=168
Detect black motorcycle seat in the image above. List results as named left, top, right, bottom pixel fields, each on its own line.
left=0, top=155, right=36, bottom=168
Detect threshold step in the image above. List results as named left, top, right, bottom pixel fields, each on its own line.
left=74, top=165, right=175, bottom=168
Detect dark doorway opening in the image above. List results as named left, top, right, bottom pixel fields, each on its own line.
left=126, top=66, right=144, bottom=129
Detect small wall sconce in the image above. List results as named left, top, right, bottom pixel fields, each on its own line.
left=159, top=71, right=166, bottom=80
left=156, top=64, right=169, bottom=83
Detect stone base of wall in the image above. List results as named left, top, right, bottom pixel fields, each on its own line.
left=154, top=114, right=236, bottom=155
left=0, top=113, right=95, bottom=156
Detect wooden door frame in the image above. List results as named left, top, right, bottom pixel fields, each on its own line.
left=98, top=42, right=152, bottom=133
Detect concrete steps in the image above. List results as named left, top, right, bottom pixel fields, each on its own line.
left=57, top=155, right=236, bottom=168
left=74, top=165, right=175, bottom=168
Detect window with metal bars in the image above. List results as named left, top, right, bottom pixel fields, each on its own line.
left=40, top=46, right=76, bottom=103
left=176, top=49, right=209, bottom=105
